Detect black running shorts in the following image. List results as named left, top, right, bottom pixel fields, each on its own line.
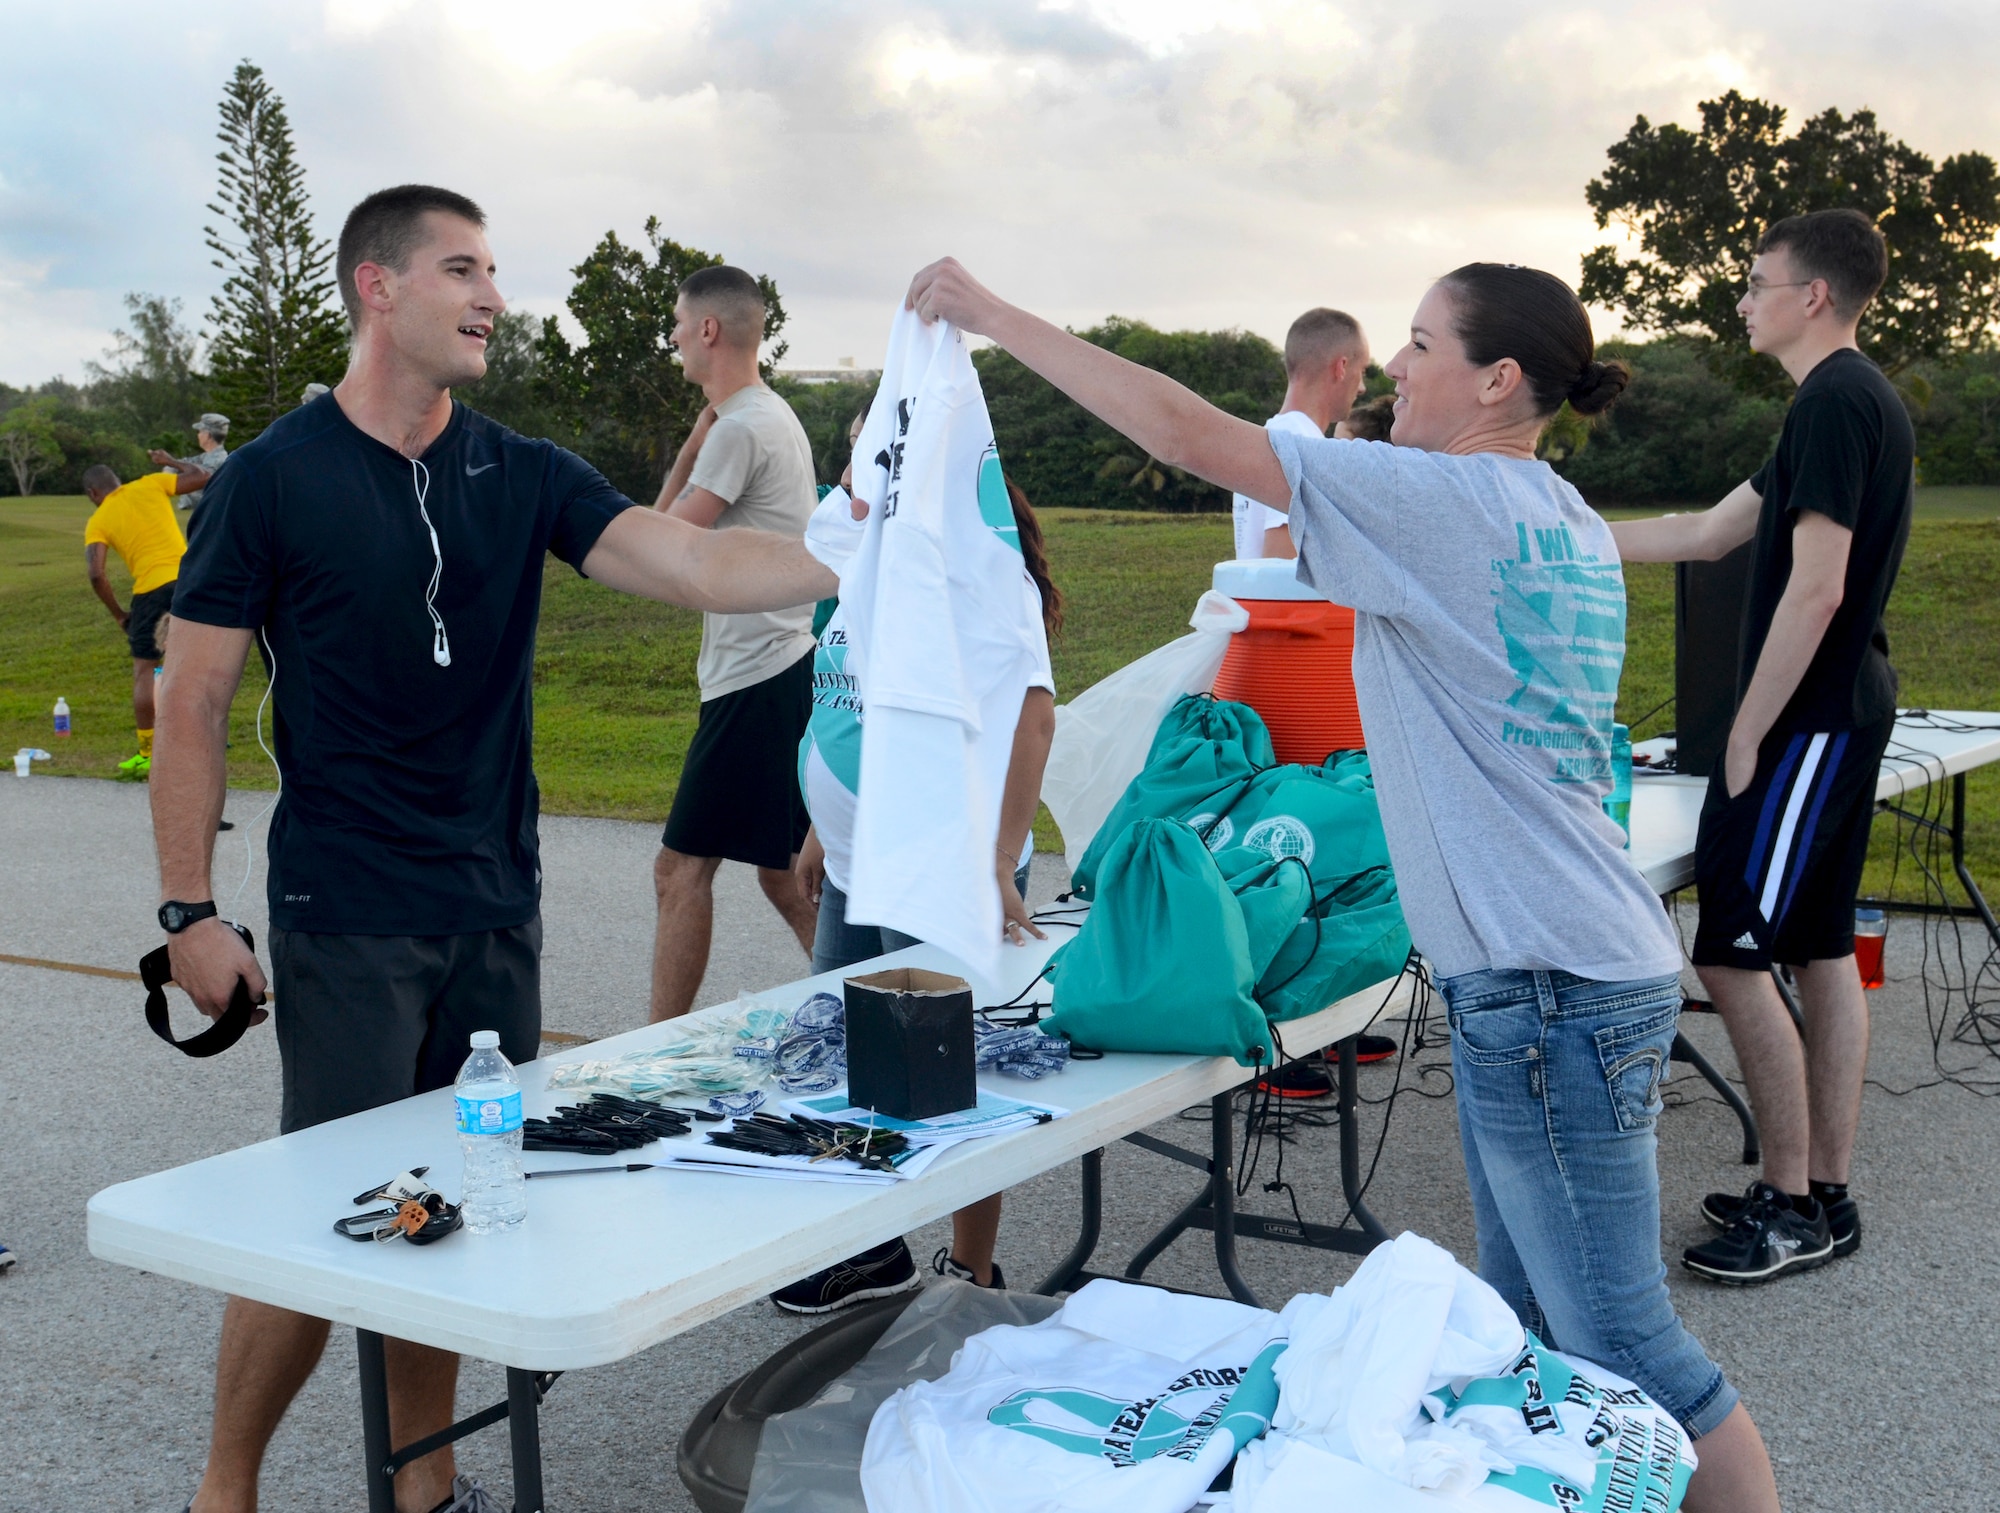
left=270, top=918, right=542, bottom=1133
left=1691, top=716, right=1894, bottom=971
left=661, top=649, right=813, bottom=870
left=127, top=581, right=175, bottom=662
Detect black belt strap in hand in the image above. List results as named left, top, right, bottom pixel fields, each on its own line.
left=140, top=922, right=262, bottom=1058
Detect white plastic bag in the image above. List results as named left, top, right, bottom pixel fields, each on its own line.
left=1041, top=590, right=1247, bottom=861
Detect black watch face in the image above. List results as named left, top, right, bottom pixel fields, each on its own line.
left=162, top=903, right=187, bottom=932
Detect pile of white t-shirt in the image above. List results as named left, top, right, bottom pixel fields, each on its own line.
left=858, top=1235, right=1697, bottom=1513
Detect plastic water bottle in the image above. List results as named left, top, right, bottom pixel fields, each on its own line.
left=53, top=697, right=70, bottom=738
left=1603, top=722, right=1633, bottom=847
left=455, top=1030, right=526, bottom=1233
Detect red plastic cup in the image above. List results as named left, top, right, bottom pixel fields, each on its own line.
left=1854, top=908, right=1886, bottom=990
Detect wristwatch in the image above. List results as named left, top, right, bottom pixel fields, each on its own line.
left=158, top=899, right=219, bottom=935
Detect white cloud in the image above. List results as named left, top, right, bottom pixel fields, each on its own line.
left=1, top=0, right=1997, bottom=386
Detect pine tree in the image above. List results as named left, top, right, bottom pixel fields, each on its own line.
left=203, top=60, right=348, bottom=444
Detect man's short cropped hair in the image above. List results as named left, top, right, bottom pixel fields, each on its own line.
left=1756, top=209, right=1889, bottom=320
left=82, top=464, right=120, bottom=494
left=679, top=265, right=768, bottom=350
left=336, top=185, right=488, bottom=327
left=1284, top=307, right=1364, bottom=377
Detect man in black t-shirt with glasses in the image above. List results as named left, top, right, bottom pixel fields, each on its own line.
left=1614, top=209, right=1914, bottom=1286
left=154, top=185, right=836, bottom=1513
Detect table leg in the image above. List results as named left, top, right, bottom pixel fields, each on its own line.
left=508, top=1367, right=546, bottom=1513
left=356, top=1329, right=397, bottom=1513
left=1335, top=1036, right=1390, bottom=1245
left=1672, top=1029, right=1759, bottom=1165
left=1208, top=1091, right=1262, bottom=1308
left=1952, top=773, right=2000, bottom=952
left=1033, top=1148, right=1104, bottom=1295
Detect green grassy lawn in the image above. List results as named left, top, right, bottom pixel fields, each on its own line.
left=4, top=494, right=1994, bottom=901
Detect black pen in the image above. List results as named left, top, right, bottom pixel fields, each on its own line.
left=523, top=1162, right=659, bottom=1179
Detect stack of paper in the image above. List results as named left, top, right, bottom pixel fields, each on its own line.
left=660, top=1090, right=1069, bottom=1186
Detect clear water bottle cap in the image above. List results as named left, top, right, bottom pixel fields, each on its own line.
left=469, top=1029, right=501, bottom=1050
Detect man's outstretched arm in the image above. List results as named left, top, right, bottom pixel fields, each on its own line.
left=582, top=508, right=837, bottom=613
left=1610, top=479, right=1762, bottom=563
left=905, top=258, right=1291, bottom=509
left=154, top=619, right=268, bottom=1019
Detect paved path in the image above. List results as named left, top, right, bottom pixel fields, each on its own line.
left=2, top=775, right=1995, bottom=1509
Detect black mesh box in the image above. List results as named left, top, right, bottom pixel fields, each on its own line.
left=842, top=967, right=976, bottom=1121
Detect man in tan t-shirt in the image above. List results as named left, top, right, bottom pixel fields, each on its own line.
left=649, top=264, right=820, bottom=1020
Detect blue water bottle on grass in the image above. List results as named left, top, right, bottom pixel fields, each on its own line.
left=1604, top=722, right=1632, bottom=847
left=456, top=1030, right=526, bottom=1233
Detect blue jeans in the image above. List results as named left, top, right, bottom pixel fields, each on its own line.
left=812, top=879, right=922, bottom=975
left=1439, top=967, right=1738, bottom=1438
left=812, top=865, right=1033, bottom=975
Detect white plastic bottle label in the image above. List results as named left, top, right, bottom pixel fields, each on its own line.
left=456, top=1090, right=522, bottom=1135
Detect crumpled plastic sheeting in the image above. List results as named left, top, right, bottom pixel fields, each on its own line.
left=775, top=993, right=847, bottom=1093
left=974, top=1021, right=1071, bottom=1080
left=546, top=996, right=793, bottom=1102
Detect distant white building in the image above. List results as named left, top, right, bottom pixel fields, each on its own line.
left=777, top=357, right=880, bottom=385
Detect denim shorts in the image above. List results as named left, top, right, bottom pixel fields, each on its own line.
left=1438, top=966, right=1738, bottom=1439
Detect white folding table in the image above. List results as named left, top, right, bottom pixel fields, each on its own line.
left=89, top=934, right=1411, bottom=1512
left=1624, top=709, right=2000, bottom=1162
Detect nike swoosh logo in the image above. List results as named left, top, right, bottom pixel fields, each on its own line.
left=465, top=461, right=498, bottom=476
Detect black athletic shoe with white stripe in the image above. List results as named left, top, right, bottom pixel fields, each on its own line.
left=771, top=1237, right=921, bottom=1314
left=1682, top=1183, right=1833, bottom=1284
left=1701, top=1181, right=1860, bottom=1258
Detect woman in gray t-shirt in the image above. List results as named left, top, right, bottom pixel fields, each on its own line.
left=902, top=259, right=1779, bottom=1513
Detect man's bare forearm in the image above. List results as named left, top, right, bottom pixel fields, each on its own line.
left=152, top=634, right=250, bottom=902
left=582, top=508, right=836, bottom=612
left=1610, top=479, right=1763, bottom=563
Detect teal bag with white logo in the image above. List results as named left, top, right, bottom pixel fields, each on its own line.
left=1044, top=819, right=1278, bottom=1064
left=1071, top=696, right=1275, bottom=901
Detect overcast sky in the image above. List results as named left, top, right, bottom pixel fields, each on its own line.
left=4, top=0, right=1997, bottom=387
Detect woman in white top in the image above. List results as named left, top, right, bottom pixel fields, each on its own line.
left=901, top=258, right=1780, bottom=1513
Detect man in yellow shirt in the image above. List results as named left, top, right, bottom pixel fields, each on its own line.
left=82, top=463, right=203, bottom=777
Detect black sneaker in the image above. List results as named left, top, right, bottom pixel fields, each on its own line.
left=1701, top=1182, right=1860, bottom=1258
left=933, top=1248, right=1006, bottom=1289
left=1354, top=1033, right=1397, bottom=1064
left=1256, top=1056, right=1333, bottom=1099
left=1682, top=1183, right=1833, bottom=1284
left=771, top=1237, right=920, bottom=1314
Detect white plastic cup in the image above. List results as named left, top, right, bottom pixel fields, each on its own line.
left=14, top=750, right=31, bottom=778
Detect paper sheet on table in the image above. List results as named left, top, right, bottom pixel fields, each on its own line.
left=654, top=1117, right=961, bottom=1185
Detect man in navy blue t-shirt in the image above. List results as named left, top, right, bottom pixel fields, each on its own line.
left=154, top=185, right=835, bottom=1513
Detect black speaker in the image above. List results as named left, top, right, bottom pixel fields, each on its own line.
left=1673, top=543, right=1753, bottom=777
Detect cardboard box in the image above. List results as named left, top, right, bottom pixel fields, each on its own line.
left=843, top=967, right=977, bottom=1121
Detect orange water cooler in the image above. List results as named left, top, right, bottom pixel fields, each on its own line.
left=1209, top=558, right=1365, bottom=763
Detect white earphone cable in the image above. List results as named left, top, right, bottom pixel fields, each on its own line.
left=412, top=458, right=450, bottom=668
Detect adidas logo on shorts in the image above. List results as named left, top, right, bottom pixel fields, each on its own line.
left=1733, top=932, right=1759, bottom=950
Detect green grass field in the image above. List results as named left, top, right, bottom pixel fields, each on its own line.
left=4, top=492, right=1994, bottom=899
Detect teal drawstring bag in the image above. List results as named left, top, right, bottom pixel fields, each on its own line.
left=1256, top=864, right=1413, bottom=1024
left=1044, top=819, right=1278, bottom=1065
left=1071, top=696, right=1276, bottom=901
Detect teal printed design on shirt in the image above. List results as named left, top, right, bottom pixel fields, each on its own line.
left=802, top=614, right=864, bottom=794
left=977, top=444, right=1022, bottom=554
left=987, top=1341, right=1284, bottom=1468
left=1492, top=525, right=1626, bottom=786
left=1427, top=1336, right=1694, bottom=1513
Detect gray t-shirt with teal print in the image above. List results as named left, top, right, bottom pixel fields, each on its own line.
left=1269, top=431, right=1678, bottom=982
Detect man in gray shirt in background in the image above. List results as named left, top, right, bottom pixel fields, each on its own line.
left=148, top=411, right=230, bottom=524
left=648, top=264, right=820, bottom=1020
